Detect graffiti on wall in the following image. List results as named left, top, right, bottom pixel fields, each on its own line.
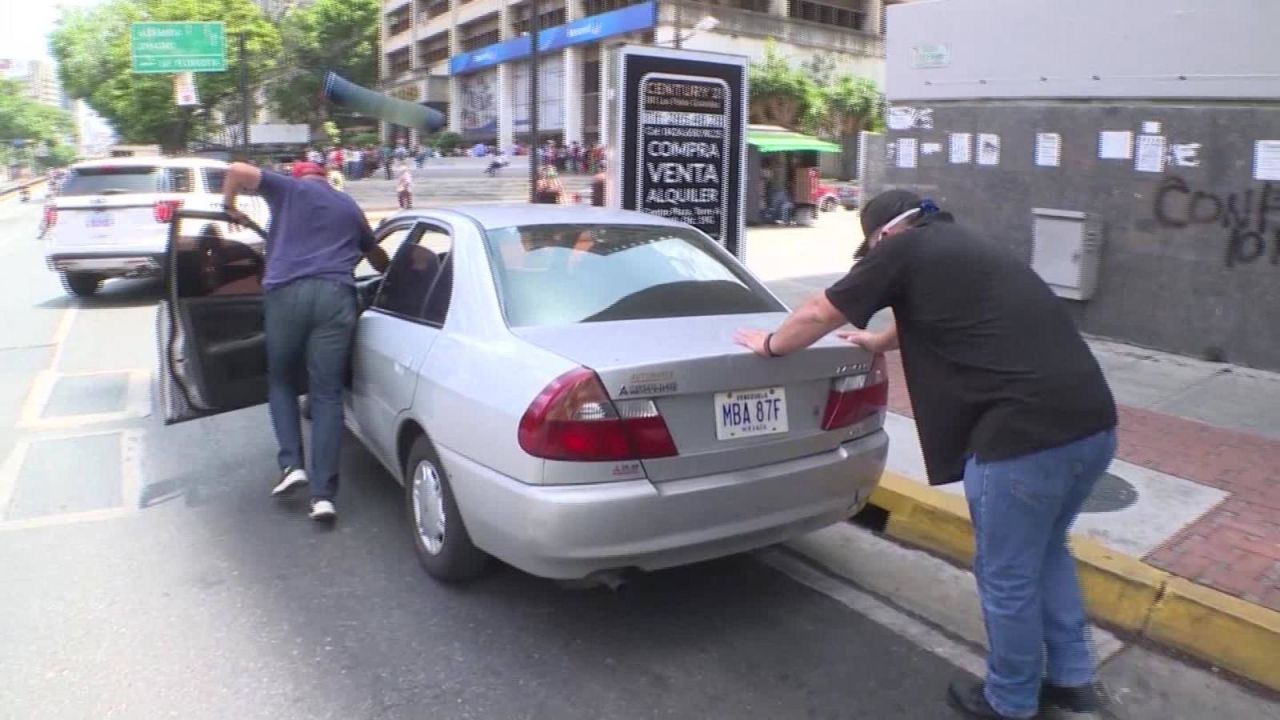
left=1154, top=176, right=1280, bottom=267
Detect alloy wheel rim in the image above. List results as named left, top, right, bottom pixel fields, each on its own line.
left=411, top=460, right=446, bottom=555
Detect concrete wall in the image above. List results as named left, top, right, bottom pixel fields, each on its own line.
left=867, top=101, right=1280, bottom=370
left=886, top=0, right=1280, bottom=101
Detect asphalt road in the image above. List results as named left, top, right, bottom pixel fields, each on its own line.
left=0, top=199, right=963, bottom=720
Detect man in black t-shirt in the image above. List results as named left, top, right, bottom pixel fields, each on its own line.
left=735, top=190, right=1117, bottom=720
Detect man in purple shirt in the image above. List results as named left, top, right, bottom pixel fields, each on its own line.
left=222, top=161, right=389, bottom=522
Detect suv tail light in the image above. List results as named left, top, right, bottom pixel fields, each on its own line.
left=153, top=199, right=183, bottom=223
left=821, top=353, right=889, bottom=431
left=519, top=368, right=678, bottom=461
left=44, top=206, right=57, bottom=228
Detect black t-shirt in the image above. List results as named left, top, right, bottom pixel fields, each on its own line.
left=825, top=213, right=1117, bottom=485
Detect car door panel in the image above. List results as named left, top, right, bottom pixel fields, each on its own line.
left=157, top=209, right=273, bottom=424
left=349, top=221, right=452, bottom=475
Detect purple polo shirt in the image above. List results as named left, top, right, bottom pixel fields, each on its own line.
left=258, top=172, right=375, bottom=290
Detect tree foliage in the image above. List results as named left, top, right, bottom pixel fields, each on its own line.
left=749, top=42, right=885, bottom=138
left=748, top=42, right=826, bottom=132
left=50, top=0, right=280, bottom=152
left=266, top=0, right=380, bottom=127
left=0, top=78, right=77, bottom=169
left=0, top=79, right=73, bottom=145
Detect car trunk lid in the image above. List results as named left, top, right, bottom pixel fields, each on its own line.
left=513, top=313, right=881, bottom=482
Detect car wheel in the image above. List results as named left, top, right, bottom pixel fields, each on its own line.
left=821, top=197, right=837, bottom=212
left=405, top=435, right=487, bottom=582
left=61, top=271, right=101, bottom=297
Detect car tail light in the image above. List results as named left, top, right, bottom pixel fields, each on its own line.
left=44, top=206, right=57, bottom=228
left=821, top=353, right=889, bottom=431
left=153, top=199, right=183, bottom=223
left=519, top=368, right=678, bottom=461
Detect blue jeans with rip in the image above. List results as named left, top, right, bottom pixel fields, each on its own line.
left=264, top=277, right=357, bottom=501
left=964, top=428, right=1117, bottom=718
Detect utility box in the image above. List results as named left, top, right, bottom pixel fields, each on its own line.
left=1030, top=208, right=1103, bottom=301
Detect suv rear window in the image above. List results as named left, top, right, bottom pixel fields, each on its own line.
left=484, top=223, right=783, bottom=327
left=60, top=166, right=194, bottom=196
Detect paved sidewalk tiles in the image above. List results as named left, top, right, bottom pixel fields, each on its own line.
left=881, top=351, right=1280, bottom=613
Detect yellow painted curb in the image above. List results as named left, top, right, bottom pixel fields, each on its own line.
left=865, top=471, right=1280, bottom=692
left=1072, top=538, right=1169, bottom=635
left=1147, top=577, right=1280, bottom=691
left=872, top=473, right=973, bottom=566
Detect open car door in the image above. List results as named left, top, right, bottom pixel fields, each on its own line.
left=156, top=209, right=275, bottom=424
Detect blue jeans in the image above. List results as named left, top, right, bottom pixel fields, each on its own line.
left=264, top=278, right=357, bottom=501
left=964, top=429, right=1117, bottom=718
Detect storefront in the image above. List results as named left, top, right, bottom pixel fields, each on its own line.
left=745, top=126, right=841, bottom=225
left=448, top=1, right=657, bottom=147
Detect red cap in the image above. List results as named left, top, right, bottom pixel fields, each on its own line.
left=291, top=161, right=326, bottom=179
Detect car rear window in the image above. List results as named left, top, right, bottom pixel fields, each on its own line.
left=59, top=166, right=191, bottom=196
left=484, top=223, right=784, bottom=327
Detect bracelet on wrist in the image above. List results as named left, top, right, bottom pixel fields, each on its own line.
left=765, top=332, right=781, bottom=358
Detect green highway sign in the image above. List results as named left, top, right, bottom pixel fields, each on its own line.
left=131, top=22, right=227, bottom=74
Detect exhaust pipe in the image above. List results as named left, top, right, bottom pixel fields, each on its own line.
left=557, top=569, right=630, bottom=592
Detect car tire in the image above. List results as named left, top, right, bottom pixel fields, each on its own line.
left=821, top=197, right=838, bottom=212
left=61, top=271, right=101, bottom=297
left=404, top=435, right=488, bottom=582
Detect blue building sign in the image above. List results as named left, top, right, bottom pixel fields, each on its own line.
left=449, top=1, right=656, bottom=75
left=449, top=36, right=531, bottom=75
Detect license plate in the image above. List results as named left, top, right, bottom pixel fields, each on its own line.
left=86, top=212, right=113, bottom=228
left=714, top=386, right=788, bottom=441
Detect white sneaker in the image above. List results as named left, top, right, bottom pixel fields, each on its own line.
left=309, top=499, right=336, bottom=522
left=271, top=466, right=307, bottom=497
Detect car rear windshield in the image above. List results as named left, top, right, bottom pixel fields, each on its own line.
left=484, top=223, right=784, bottom=327
left=59, top=166, right=184, bottom=196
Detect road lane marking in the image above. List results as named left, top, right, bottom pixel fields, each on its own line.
left=18, top=369, right=151, bottom=430
left=0, top=441, right=30, bottom=521
left=49, top=305, right=76, bottom=368
left=0, top=429, right=142, bottom=530
left=0, top=507, right=131, bottom=533
left=758, top=548, right=988, bottom=678
left=120, top=430, right=143, bottom=509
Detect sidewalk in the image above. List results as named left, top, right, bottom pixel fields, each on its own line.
left=744, top=211, right=1280, bottom=690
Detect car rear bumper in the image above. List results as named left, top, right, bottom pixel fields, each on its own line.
left=442, top=430, right=889, bottom=580
left=46, top=253, right=164, bottom=278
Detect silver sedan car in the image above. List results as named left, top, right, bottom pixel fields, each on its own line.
left=157, top=206, right=889, bottom=583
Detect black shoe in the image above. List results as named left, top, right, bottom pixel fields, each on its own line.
left=948, top=679, right=1034, bottom=719
left=1040, top=682, right=1104, bottom=714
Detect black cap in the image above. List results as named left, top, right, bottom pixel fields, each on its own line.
left=860, top=189, right=924, bottom=238
left=854, top=189, right=924, bottom=258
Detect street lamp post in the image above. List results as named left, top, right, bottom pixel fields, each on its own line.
left=528, top=4, right=541, bottom=202
left=674, top=1, right=683, bottom=49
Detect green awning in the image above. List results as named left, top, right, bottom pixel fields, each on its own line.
left=747, top=129, right=841, bottom=154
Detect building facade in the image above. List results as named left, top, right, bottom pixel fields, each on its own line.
left=379, top=0, right=887, bottom=148
left=870, top=0, right=1280, bottom=370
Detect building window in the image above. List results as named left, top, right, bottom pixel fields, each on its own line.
left=462, top=29, right=502, bottom=51
left=387, top=7, right=412, bottom=35
left=701, top=0, right=771, bottom=13
left=387, top=48, right=412, bottom=76
left=582, top=0, right=647, bottom=17
left=511, top=6, right=567, bottom=36
left=788, top=0, right=866, bottom=30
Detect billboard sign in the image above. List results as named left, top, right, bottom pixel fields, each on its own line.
left=616, top=46, right=748, bottom=259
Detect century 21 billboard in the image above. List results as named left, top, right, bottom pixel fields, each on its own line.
left=617, top=46, right=748, bottom=259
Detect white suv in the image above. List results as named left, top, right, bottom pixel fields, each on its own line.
left=44, top=157, right=269, bottom=297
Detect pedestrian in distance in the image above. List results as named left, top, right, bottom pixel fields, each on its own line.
left=533, top=166, right=563, bottom=204
left=221, top=160, right=390, bottom=523
left=380, top=144, right=393, bottom=180
left=396, top=163, right=414, bottom=209
left=734, top=190, right=1118, bottom=720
